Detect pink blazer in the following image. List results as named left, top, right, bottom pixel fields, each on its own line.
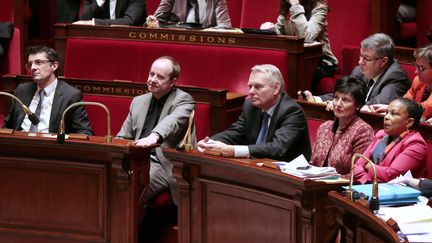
left=354, top=130, right=428, bottom=184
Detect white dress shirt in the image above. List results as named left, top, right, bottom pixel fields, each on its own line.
left=22, top=79, right=58, bottom=133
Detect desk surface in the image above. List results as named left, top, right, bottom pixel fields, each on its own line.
left=164, top=148, right=347, bottom=243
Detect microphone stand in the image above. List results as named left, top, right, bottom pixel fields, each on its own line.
left=0, top=91, right=39, bottom=125
left=346, top=153, right=380, bottom=211
left=57, top=101, right=112, bottom=144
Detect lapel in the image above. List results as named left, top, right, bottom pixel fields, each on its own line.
left=265, top=94, right=284, bottom=142
left=17, top=84, right=37, bottom=128
left=135, top=93, right=152, bottom=140
left=250, top=108, right=262, bottom=142
left=50, top=81, right=64, bottom=129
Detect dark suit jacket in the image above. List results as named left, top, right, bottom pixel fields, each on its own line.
left=212, top=93, right=311, bottom=162
left=3, top=80, right=93, bottom=135
left=80, top=0, right=146, bottom=26
left=320, top=59, right=410, bottom=105
left=154, top=0, right=232, bottom=29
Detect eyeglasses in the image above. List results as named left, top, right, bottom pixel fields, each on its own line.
left=414, top=63, right=430, bottom=73
left=359, top=55, right=384, bottom=63
left=25, top=59, right=51, bottom=69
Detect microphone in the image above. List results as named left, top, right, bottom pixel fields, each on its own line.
left=57, top=101, right=111, bottom=144
left=0, top=91, right=39, bottom=125
left=346, top=153, right=380, bottom=212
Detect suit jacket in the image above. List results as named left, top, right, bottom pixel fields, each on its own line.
left=3, top=80, right=93, bottom=135
left=404, top=76, right=432, bottom=119
left=320, top=59, right=410, bottom=104
left=80, top=0, right=146, bottom=26
left=116, top=88, right=195, bottom=203
left=211, top=93, right=311, bottom=162
left=351, top=59, right=410, bottom=105
left=154, top=0, right=232, bottom=29
left=354, top=130, right=428, bottom=184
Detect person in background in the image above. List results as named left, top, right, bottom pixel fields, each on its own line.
left=145, top=0, right=232, bottom=29
left=389, top=176, right=432, bottom=198
left=197, top=64, right=311, bottom=162
left=310, top=76, right=374, bottom=176
left=370, top=44, right=432, bottom=123
left=116, top=56, right=195, bottom=205
left=3, top=46, right=93, bottom=135
left=300, top=33, right=411, bottom=111
left=354, top=98, right=427, bottom=184
left=260, top=0, right=338, bottom=93
left=74, top=0, right=146, bottom=26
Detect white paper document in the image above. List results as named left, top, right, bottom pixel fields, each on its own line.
left=273, top=155, right=339, bottom=180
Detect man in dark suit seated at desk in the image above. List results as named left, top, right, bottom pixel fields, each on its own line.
left=145, top=0, right=232, bottom=29
left=116, top=56, right=195, bottom=205
left=73, top=0, right=146, bottom=26
left=197, top=64, right=311, bottom=162
left=2, top=46, right=93, bottom=135
left=301, top=33, right=410, bottom=112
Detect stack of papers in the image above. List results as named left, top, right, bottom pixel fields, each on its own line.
left=273, top=155, right=340, bottom=180
left=379, top=205, right=432, bottom=242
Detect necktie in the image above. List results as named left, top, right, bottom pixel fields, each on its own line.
left=189, top=0, right=200, bottom=23
left=365, top=79, right=374, bottom=101
left=256, top=112, right=270, bottom=144
left=29, top=89, right=45, bottom=132
left=422, top=88, right=431, bottom=102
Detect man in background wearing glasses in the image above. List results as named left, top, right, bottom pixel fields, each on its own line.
left=300, top=33, right=410, bottom=111
left=2, top=45, right=93, bottom=135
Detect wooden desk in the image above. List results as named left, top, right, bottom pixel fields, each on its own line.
left=328, top=191, right=400, bottom=243
left=1, top=74, right=246, bottom=134
left=163, top=149, right=348, bottom=243
left=53, top=24, right=323, bottom=98
left=0, top=131, right=150, bottom=243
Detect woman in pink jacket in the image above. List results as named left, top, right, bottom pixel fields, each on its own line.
left=354, top=98, right=428, bottom=184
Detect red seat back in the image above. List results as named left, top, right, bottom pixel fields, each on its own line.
left=195, top=102, right=211, bottom=141
left=416, top=0, right=432, bottom=47
left=307, top=118, right=324, bottom=145
left=82, top=95, right=132, bottom=136
left=327, top=0, right=372, bottom=64
left=239, top=0, right=279, bottom=28
left=64, top=38, right=289, bottom=94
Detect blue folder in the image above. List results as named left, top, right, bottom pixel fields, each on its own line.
left=344, top=183, right=421, bottom=205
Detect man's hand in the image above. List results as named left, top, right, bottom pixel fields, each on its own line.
left=288, top=0, right=300, bottom=5
left=360, top=105, right=372, bottom=112
left=145, top=15, right=160, bottom=28
left=197, top=136, right=234, bottom=157
left=325, top=101, right=334, bottom=111
left=135, top=132, right=160, bottom=147
left=369, top=104, right=387, bottom=113
left=260, top=22, right=275, bottom=30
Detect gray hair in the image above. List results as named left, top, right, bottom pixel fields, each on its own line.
left=361, top=33, right=395, bottom=60
left=251, top=64, right=285, bottom=93
left=414, top=44, right=432, bottom=66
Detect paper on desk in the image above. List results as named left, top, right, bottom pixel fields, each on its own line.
left=379, top=204, right=432, bottom=224
left=398, top=222, right=432, bottom=243
left=273, top=155, right=339, bottom=179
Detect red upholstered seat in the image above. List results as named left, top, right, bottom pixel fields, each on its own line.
left=307, top=118, right=324, bottom=145
left=416, top=0, right=432, bottom=47
left=195, top=102, right=211, bottom=140
left=146, top=0, right=161, bottom=15
left=399, top=21, right=417, bottom=40
left=227, top=0, right=242, bottom=28
left=400, top=63, right=416, bottom=82
left=82, top=95, right=132, bottom=136
left=327, top=0, right=372, bottom=64
left=239, top=0, right=279, bottom=28
left=64, top=39, right=289, bottom=94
